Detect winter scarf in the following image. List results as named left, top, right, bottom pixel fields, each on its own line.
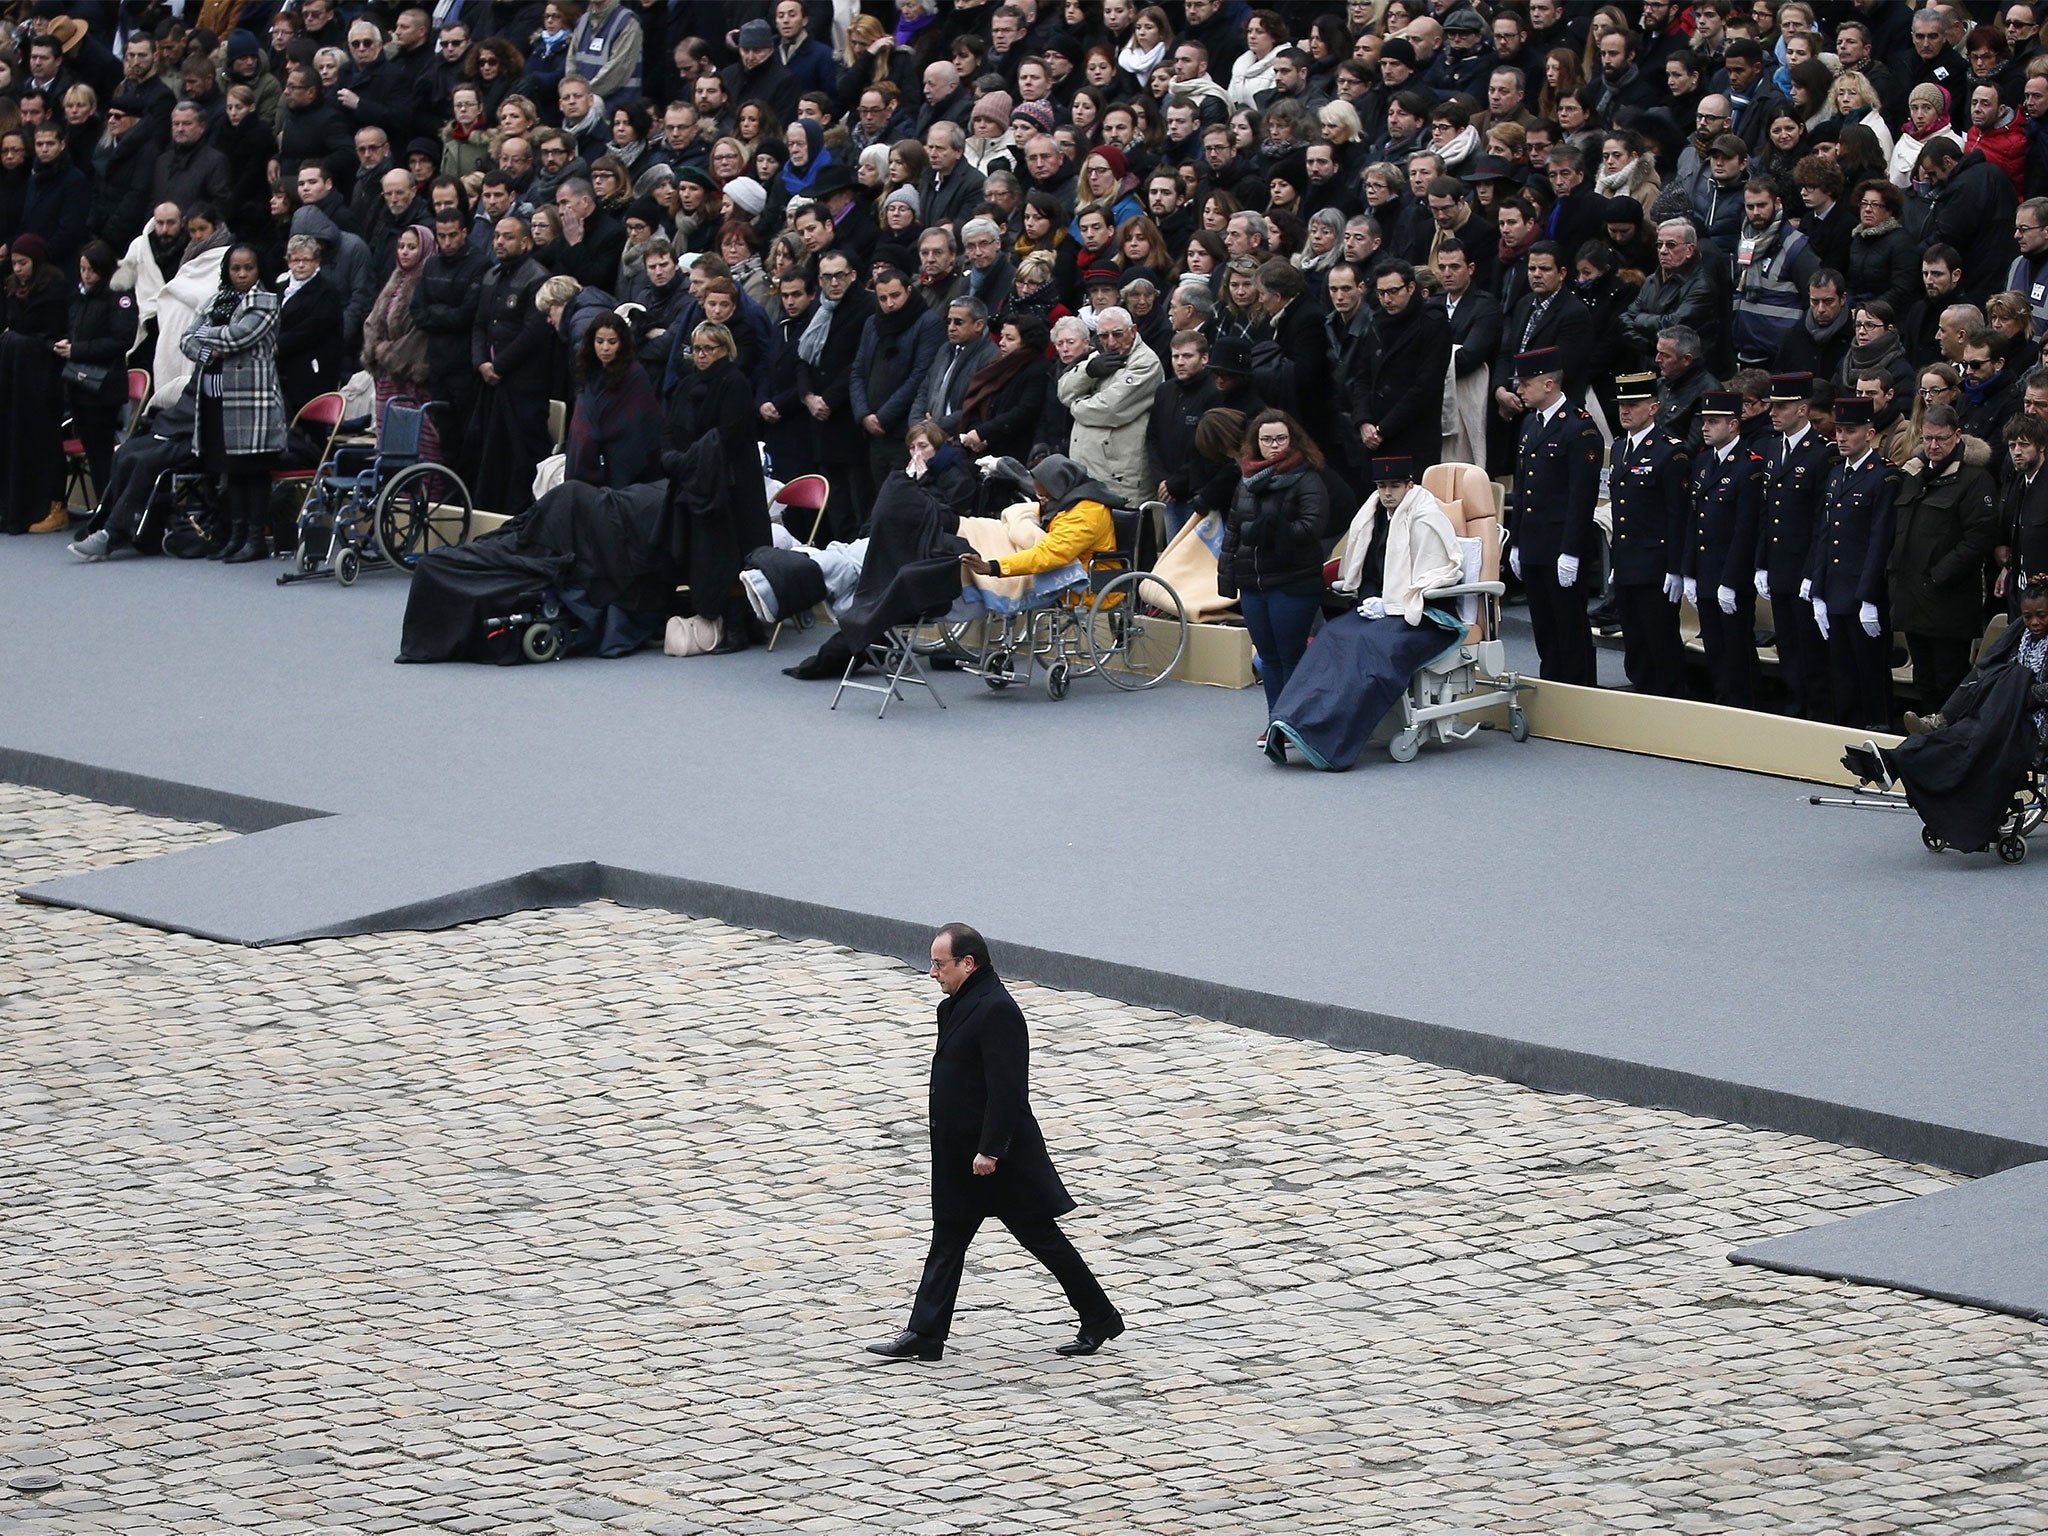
left=796, top=289, right=838, bottom=365
left=1117, top=38, right=1165, bottom=79
left=958, top=343, right=1035, bottom=424
left=782, top=120, right=830, bottom=197
left=377, top=222, right=434, bottom=331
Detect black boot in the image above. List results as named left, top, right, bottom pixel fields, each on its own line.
left=225, top=524, right=268, bottom=563
left=207, top=513, right=241, bottom=560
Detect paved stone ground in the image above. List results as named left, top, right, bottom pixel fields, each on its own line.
left=3, top=783, right=2046, bottom=1535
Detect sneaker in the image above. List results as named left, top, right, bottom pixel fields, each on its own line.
left=28, top=505, right=70, bottom=534
left=67, top=529, right=112, bottom=561
left=1255, top=729, right=1269, bottom=749
left=1904, top=711, right=1947, bottom=736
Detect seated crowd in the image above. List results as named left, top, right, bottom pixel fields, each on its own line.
left=3, top=0, right=2047, bottom=723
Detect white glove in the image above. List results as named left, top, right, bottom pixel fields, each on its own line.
left=975, top=454, right=1002, bottom=476
left=1717, top=585, right=1736, bottom=615
left=1798, top=577, right=1812, bottom=601
left=1357, top=596, right=1386, bottom=619
left=1662, top=572, right=1682, bottom=602
left=1754, top=570, right=1769, bottom=599
left=1683, top=577, right=1698, bottom=606
left=1813, top=599, right=1830, bottom=639
left=1557, top=554, right=1579, bottom=587
left=1860, top=601, right=1881, bottom=637
left=1509, top=545, right=1522, bottom=578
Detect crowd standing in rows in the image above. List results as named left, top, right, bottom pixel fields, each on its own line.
left=3, top=0, right=2046, bottom=714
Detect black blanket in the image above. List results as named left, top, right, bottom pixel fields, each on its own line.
left=396, top=540, right=574, bottom=663
left=1885, top=623, right=2042, bottom=852
left=791, top=472, right=969, bottom=673
left=500, top=478, right=682, bottom=614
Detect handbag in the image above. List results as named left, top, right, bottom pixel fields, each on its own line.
left=62, top=360, right=110, bottom=393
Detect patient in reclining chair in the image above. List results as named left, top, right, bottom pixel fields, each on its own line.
left=1263, top=456, right=1470, bottom=770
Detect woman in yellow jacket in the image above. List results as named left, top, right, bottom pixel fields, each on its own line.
left=960, top=455, right=1117, bottom=579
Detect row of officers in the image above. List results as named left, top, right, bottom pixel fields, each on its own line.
left=1504, top=351, right=2048, bottom=733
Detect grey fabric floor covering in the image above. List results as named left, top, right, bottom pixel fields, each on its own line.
left=1732, top=1162, right=2048, bottom=1322
left=5, top=535, right=2046, bottom=1196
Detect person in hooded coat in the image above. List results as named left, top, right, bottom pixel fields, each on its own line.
left=361, top=223, right=438, bottom=458
left=0, top=233, right=73, bottom=534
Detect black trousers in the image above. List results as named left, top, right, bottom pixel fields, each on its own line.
left=1826, top=607, right=1891, bottom=729
left=1906, top=633, right=1973, bottom=714
left=907, top=1214, right=1115, bottom=1340
left=1770, top=579, right=1830, bottom=720
left=1696, top=589, right=1757, bottom=709
left=1523, top=560, right=1595, bottom=685
left=819, top=455, right=874, bottom=543
left=1614, top=579, right=1685, bottom=697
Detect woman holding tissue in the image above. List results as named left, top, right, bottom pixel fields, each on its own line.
left=1263, top=456, right=1468, bottom=769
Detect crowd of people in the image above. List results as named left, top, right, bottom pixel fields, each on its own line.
left=5, top=0, right=2048, bottom=723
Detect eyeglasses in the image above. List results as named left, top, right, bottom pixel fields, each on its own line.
left=349, top=37, right=380, bottom=50
left=1966, top=356, right=1998, bottom=371
left=820, top=270, right=854, bottom=283
left=1920, top=384, right=1955, bottom=396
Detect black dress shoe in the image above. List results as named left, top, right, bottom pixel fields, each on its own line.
left=1055, top=1314, right=1126, bottom=1356
left=862, top=1330, right=943, bottom=1361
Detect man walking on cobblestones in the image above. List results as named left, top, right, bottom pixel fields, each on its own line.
left=865, top=923, right=1123, bottom=1362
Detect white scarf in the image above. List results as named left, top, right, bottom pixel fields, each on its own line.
left=1117, top=38, right=1164, bottom=78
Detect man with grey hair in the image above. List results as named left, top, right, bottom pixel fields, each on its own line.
left=923, top=120, right=985, bottom=230
left=1056, top=305, right=1163, bottom=503
left=1620, top=219, right=1720, bottom=373
left=911, top=297, right=997, bottom=433
left=961, top=217, right=1014, bottom=311
left=917, top=226, right=966, bottom=315
left=1938, top=302, right=1986, bottom=364
left=1168, top=282, right=1215, bottom=343
left=550, top=175, right=625, bottom=290
left=1224, top=210, right=1268, bottom=261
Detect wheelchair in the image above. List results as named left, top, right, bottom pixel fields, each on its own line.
left=1815, top=741, right=2048, bottom=865
left=276, top=400, right=473, bottom=587
left=943, top=499, right=1190, bottom=701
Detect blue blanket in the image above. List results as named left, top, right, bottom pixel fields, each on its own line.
left=1266, top=608, right=1464, bottom=770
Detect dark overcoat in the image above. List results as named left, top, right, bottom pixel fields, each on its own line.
left=927, top=967, right=1075, bottom=1224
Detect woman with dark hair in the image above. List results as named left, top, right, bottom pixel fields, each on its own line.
left=1068, top=85, right=1111, bottom=148
left=1573, top=241, right=1638, bottom=430
left=1183, top=228, right=1227, bottom=294
left=608, top=101, right=653, bottom=170
left=1837, top=300, right=1911, bottom=396
left=566, top=312, right=664, bottom=488
left=469, top=37, right=527, bottom=113
left=179, top=243, right=285, bottom=562
left=58, top=239, right=138, bottom=503
left=1306, top=14, right=1352, bottom=96
left=0, top=233, right=72, bottom=533
left=958, top=311, right=1054, bottom=461
left=1846, top=179, right=1918, bottom=314
left=1218, top=408, right=1330, bottom=740
left=1759, top=108, right=1810, bottom=202
left=1786, top=59, right=1835, bottom=127
left=1228, top=9, right=1287, bottom=112
left=1833, top=120, right=1890, bottom=194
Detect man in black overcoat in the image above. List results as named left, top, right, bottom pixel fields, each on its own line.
left=866, top=923, right=1122, bottom=1362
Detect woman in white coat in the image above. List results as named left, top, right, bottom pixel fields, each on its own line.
left=1265, top=455, right=1469, bottom=769
left=151, top=207, right=234, bottom=392
left=1227, top=10, right=1286, bottom=111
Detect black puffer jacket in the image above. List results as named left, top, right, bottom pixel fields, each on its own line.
left=64, top=282, right=139, bottom=404
left=1218, top=454, right=1329, bottom=598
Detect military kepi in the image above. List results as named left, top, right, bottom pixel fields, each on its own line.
left=1371, top=455, right=1416, bottom=482
left=1700, top=390, right=1741, bottom=416
left=1768, top=371, right=1812, bottom=403
left=1513, top=346, right=1562, bottom=379
left=1614, top=371, right=1656, bottom=402
left=1832, top=397, right=1873, bottom=425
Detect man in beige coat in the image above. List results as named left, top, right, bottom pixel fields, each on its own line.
left=1055, top=308, right=1161, bottom=505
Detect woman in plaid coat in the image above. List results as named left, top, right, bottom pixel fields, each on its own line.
left=179, top=245, right=286, bottom=563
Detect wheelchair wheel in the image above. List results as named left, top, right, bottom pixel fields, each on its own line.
left=522, top=623, right=560, bottom=663
left=1509, top=706, right=1530, bottom=743
left=335, top=547, right=362, bottom=585
left=1046, top=660, right=1070, bottom=700
left=374, top=461, right=472, bottom=570
left=983, top=649, right=1014, bottom=690
left=293, top=540, right=316, bottom=577
left=1388, top=729, right=1421, bottom=764
left=1922, top=827, right=1946, bottom=854
left=1084, top=569, right=1187, bottom=690
left=2000, top=835, right=2028, bottom=864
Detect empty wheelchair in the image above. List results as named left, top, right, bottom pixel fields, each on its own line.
left=278, top=399, right=472, bottom=587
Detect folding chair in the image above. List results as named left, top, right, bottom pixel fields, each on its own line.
left=61, top=368, right=155, bottom=513
left=831, top=619, right=950, bottom=718
left=766, top=474, right=833, bottom=652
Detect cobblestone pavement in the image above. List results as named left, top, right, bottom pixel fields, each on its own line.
left=3, top=783, right=2046, bottom=1535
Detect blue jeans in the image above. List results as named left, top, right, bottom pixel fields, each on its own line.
left=1160, top=499, right=1196, bottom=545
left=1240, top=588, right=1321, bottom=714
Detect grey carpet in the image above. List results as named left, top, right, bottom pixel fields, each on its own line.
left=1731, top=1161, right=2048, bottom=1322
left=5, top=536, right=2045, bottom=1179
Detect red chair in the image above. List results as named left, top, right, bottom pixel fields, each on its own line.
left=766, top=474, right=832, bottom=651
left=61, top=368, right=158, bottom=512
left=271, top=392, right=349, bottom=488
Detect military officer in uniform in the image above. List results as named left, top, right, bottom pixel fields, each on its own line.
left=1803, top=396, right=1901, bottom=730
left=1754, top=372, right=1836, bottom=720
left=1606, top=370, right=1692, bottom=696
left=1684, top=390, right=1766, bottom=708
left=1507, top=346, right=1602, bottom=685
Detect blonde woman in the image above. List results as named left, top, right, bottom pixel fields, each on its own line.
left=1830, top=70, right=1894, bottom=162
